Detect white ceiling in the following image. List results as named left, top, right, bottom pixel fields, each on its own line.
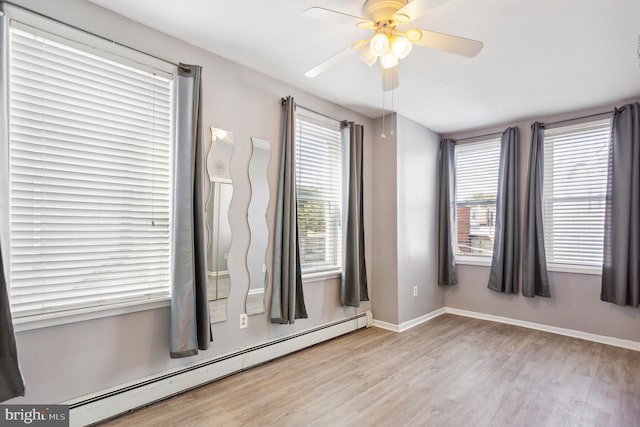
left=87, top=0, right=640, bottom=134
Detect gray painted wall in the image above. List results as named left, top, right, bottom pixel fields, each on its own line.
left=443, top=100, right=640, bottom=342
left=396, top=115, right=444, bottom=323
left=370, top=114, right=445, bottom=325
left=8, top=0, right=373, bottom=404
left=370, top=118, right=399, bottom=324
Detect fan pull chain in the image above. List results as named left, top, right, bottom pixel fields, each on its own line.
left=390, top=87, right=395, bottom=136
left=381, top=85, right=386, bottom=139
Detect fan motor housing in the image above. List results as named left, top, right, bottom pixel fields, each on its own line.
left=362, top=0, right=408, bottom=23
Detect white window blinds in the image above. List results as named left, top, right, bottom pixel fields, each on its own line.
left=295, top=111, right=342, bottom=274
left=543, top=118, right=611, bottom=267
left=8, top=26, right=173, bottom=317
left=454, top=138, right=501, bottom=257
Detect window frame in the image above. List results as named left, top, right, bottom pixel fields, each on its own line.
left=453, top=136, right=502, bottom=266
left=1, top=7, right=177, bottom=329
left=294, top=108, right=343, bottom=279
left=542, top=118, right=612, bottom=275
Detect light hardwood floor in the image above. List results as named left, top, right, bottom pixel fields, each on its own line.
left=101, top=314, right=640, bottom=427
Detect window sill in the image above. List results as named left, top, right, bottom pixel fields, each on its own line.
left=13, top=297, right=171, bottom=333
left=456, top=256, right=492, bottom=267
left=302, top=270, right=342, bottom=283
left=547, top=263, right=602, bottom=276
left=455, top=257, right=602, bottom=276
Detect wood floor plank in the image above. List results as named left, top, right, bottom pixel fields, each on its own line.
left=100, top=315, right=640, bottom=427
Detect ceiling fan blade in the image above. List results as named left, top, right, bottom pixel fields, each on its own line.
left=302, top=7, right=374, bottom=29
left=305, top=44, right=361, bottom=78
left=412, top=29, right=483, bottom=57
left=382, top=66, right=399, bottom=91
left=392, top=0, right=452, bottom=24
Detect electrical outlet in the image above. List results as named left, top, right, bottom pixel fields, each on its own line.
left=239, top=313, right=248, bottom=329
left=261, top=264, right=267, bottom=273
left=413, top=286, right=418, bottom=297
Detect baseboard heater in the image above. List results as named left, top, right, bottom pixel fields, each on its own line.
left=67, top=311, right=372, bottom=426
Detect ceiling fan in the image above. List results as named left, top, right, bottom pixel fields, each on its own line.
left=303, top=0, right=483, bottom=90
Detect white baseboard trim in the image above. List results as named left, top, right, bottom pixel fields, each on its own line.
left=372, top=307, right=639, bottom=352
left=372, top=307, right=446, bottom=333
left=371, top=319, right=401, bottom=332
left=444, top=307, right=640, bottom=352
left=66, top=312, right=369, bottom=427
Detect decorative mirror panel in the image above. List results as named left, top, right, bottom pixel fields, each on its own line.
left=245, top=137, right=271, bottom=315
left=206, top=127, right=235, bottom=323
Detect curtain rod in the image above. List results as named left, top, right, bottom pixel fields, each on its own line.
left=455, top=131, right=503, bottom=143
left=0, top=0, right=190, bottom=72
left=453, top=108, right=619, bottom=142
left=297, top=103, right=342, bottom=123
left=543, top=110, right=615, bottom=128
left=280, top=98, right=346, bottom=125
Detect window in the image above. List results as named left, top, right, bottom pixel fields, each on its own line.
left=454, top=138, right=501, bottom=259
left=7, top=24, right=173, bottom=318
left=543, top=118, right=611, bottom=268
left=295, top=110, right=342, bottom=275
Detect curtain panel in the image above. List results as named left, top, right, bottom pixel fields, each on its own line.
left=0, top=246, right=24, bottom=402
left=271, top=96, right=308, bottom=323
left=438, top=139, right=457, bottom=286
left=170, top=64, right=212, bottom=358
left=341, top=122, right=369, bottom=307
left=522, top=122, right=551, bottom=297
left=488, top=127, right=520, bottom=294
left=601, top=103, right=640, bottom=307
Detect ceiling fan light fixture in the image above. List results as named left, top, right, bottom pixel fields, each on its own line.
left=370, top=33, right=390, bottom=57
left=360, top=48, right=378, bottom=66
left=380, top=49, right=398, bottom=69
left=391, top=35, right=412, bottom=59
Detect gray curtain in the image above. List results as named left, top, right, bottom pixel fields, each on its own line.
left=341, top=122, right=368, bottom=307
left=522, top=122, right=551, bottom=297
left=438, top=139, right=457, bottom=286
left=601, top=103, right=640, bottom=307
left=488, top=127, right=520, bottom=294
left=170, top=64, right=211, bottom=358
left=271, top=96, right=308, bottom=323
left=0, top=9, right=25, bottom=402
left=0, top=245, right=24, bottom=402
